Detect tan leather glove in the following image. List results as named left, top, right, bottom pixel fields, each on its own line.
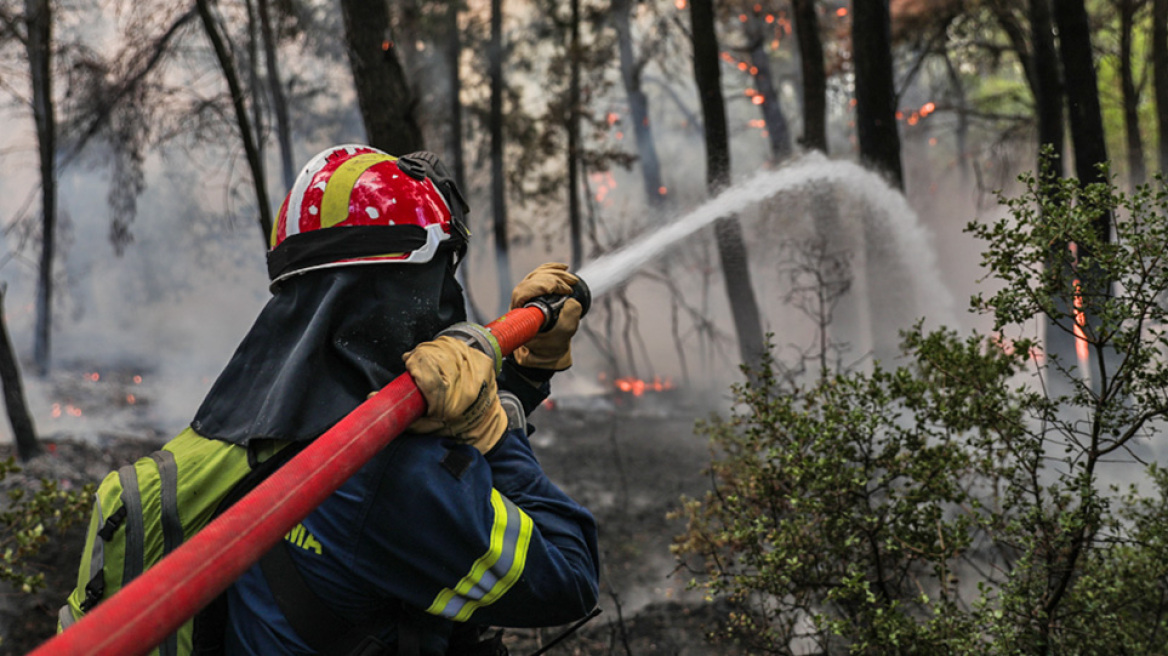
left=402, top=335, right=508, bottom=454
left=510, top=263, right=582, bottom=371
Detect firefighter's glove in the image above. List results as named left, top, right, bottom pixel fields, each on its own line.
left=510, top=262, right=582, bottom=371
left=403, top=336, right=508, bottom=454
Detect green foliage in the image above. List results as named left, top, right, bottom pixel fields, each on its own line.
left=675, top=167, right=1168, bottom=654
left=0, top=457, right=92, bottom=595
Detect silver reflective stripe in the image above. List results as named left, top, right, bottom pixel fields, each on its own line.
left=88, top=494, right=106, bottom=584
left=150, top=451, right=182, bottom=555
left=58, top=604, right=75, bottom=630
left=117, top=464, right=145, bottom=583
left=149, top=451, right=180, bottom=656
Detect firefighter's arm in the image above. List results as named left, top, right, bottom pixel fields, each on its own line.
left=356, top=430, right=599, bottom=628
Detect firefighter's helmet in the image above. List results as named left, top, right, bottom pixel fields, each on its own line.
left=267, top=144, right=469, bottom=287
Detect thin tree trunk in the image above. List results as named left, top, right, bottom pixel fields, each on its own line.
left=852, top=0, right=904, bottom=190
left=613, top=0, right=665, bottom=210
left=258, top=0, right=294, bottom=190
left=1030, top=0, right=1064, bottom=177
left=746, top=10, right=792, bottom=162
left=26, top=0, right=55, bottom=376
left=244, top=0, right=266, bottom=193
left=1052, top=0, right=1110, bottom=240
left=568, top=0, right=583, bottom=269
left=196, top=0, right=273, bottom=245
left=942, top=52, right=970, bottom=180
left=0, top=286, right=39, bottom=461
left=1120, top=0, right=1146, bottom=186
left=792, top=0, right=827, bottom=154
left=444, top=0, right=480, bottom=322
left=1155, top=0, right=1168, bottom=173
left=337, top=0, right=423, bottom=156
left=490, top=0, right=512, bottom=315
left=690, top=0, right=766, bottom=372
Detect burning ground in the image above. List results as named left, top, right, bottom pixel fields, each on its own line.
left=0, top=367, right=742, bottom=655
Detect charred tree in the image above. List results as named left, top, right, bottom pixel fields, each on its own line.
left=1119, top=0, right=1147, bottom=187
left=338, top=0, right=423, bottom=156
left=1052, top=0, right=1110, bottom=238
left=0, top=286, right=39, bottom=461
left=851, top=0, right=904, bottom=190
left=258, top=0, right=294, bottom=189
left=490, top=0, right=512, bottom=315
left=196, top=0, right=273, bottom=245
left=613, top=0, right=665, bottom=210
left=1156, top=0, right=1168, bottom=173
left=1029, top=0, right=1064, bottom=177
left=690, top=0, right=766, bottom=372
left=568, top=0, right=583, bottom=269
left=25, top=0, right=55, bottom=376
left=745, top=9, right=792, bottom=162
left=792, top=0, right=827, bottom=154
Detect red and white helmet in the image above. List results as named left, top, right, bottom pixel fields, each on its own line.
left=267, top=144, right=469, bottom=287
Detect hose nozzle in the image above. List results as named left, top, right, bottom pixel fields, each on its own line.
left=525, top=274, right=591, bottom=332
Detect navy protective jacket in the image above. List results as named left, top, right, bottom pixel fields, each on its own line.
left=222, top=422, right=600, bottom=655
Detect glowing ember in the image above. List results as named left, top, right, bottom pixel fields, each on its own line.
left=737, top=62, right=748, bottom=71
left=749, top=119, right=766, bottom=128
left=126, top=394, right=137, bottom=405
left=921, top=101, right=936, bottom=116
left=606, top=112, right=619, bottom=126
left=752, top=95, right=765, bottom=105
left=1073, top=279, right=1090, bottom=362
left=88, top=372, right=100, bottom=382
left=749, top=66, right=758, bottom=75
left=658, top=186, right=668, bottom=195
left=766, top=14, right=775, bottom=23
left=675, top=0, right=686, bottom=9
left=738, top=13, right=747, bottom=22
left=836, top=7, right=848, bottom=17
left=133, top=375, right=142, bottom=384
left=615, top=376, right=674, bottom=397
left=51, top=403, right=60, bottom=418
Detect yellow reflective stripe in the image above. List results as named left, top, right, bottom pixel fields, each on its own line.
left=320, top=153, right=397, bottom=228
left=271, top=195, right=287, bottom=248
left=425, top=490, right=533, bottom=621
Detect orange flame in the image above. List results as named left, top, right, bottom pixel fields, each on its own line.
left=615, top=376, right=674, bottom=397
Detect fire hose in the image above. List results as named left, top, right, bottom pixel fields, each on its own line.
left=31, top=278, right=592, bottom=656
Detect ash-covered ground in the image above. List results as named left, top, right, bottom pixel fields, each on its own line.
left=0, top=367, right=745, bottom=655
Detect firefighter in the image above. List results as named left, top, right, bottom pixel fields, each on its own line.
left=191, top=145, right=599, bottom=655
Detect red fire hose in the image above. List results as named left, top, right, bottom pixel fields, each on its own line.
left=31, top=280, right=590, bottom=656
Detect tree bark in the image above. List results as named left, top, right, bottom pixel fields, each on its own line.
left=197, top=0, right=273, bottom=246
left=568, top=0, right=583, bottom=269
left=852, top=0, right=904, bottom=190
left=1052, top=0, right=1110, bottom=240
left=337, top=0, right=423, bottom=156
left=490, top=0, right=512, bottom=315
left=1029, top=0, right=1064, bottom=177
left=0, top=286, right=39, bottom=461
left=792, top=0, right=827, bottom=154
left=26, top=0, right=55, bottom=376
left=690, top=0, right=766, bottom=372
left=1120, top=0, right=1146, bottom=186
left=258, top=0, right=295, bottom=190
left=613, top=0, right=665, bottom=210
left=1155, top=0, right=1168, bottom=173
left=746, top=9, right=792, bottom=162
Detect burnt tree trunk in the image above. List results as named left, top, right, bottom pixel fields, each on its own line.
left=0, top=286, right=39, bottom=461
left=852, top=0, right=904, bottom=190
left=1119, top=0, right=1146, bottom=186
left=1030, top=0, right=1064, bottom=177
left=613, top=0, right=665, bottom=210
left=746, top=9, right=792, bottom=162
left=258, top=0, right=295, bottom=190
left=1155, top=0, right=1168, bottom=173
left=444, top=0, right=480, bottom=322
left=338, top=0, right=423, bottom=156
left=197, top=0, right=273, bottom=244
left=490, top=0, right=512, bottom=315
left=1052, top=0, right=1110, bottom=238
left=568, top=0, right=583, bottom=269
left=26, top=0, right=55, bottom=376
left=792, top=0, right=827, bottom=154
left=690, top=0, right=766, bottom=372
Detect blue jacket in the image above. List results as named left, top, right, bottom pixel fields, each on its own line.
left=223, top=423, right=600, bottom=655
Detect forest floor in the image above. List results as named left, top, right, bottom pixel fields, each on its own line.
left=0, top=371, right=748, bottom=655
